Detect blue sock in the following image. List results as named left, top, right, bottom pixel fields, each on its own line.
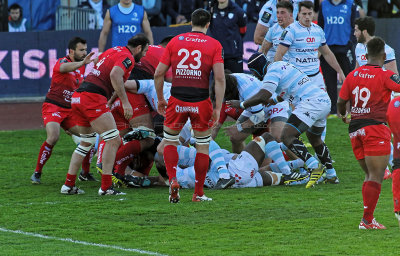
left=325, top=168, right=336, bottom=178
left=265, top=141, right=291, bottom=175
left=305, top=157, right=319, bottom=169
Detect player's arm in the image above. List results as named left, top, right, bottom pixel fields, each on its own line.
left=154, top=62, right=169, bottom=116
left=337, top=96, right=349, bottom=123
left=212, top=62, right=226, bottom=125
left=59, top=52, right=95, bottom=73
left=142, top=11, right=154, bottom=45
left=124, top=79, right=138, bottom=93
left=384, top=60, right=399, bottom=75
left=98, top=10, right=112, bottom=53
left=110, top=66, right=132, bottom=120
left=260, top=40, right=273, bottom=54
left=228, top=89, right=272, bottom=109
left=274, top=44, right=288, bottom=62
left=319, top=44, right=346, bottom=82
left=254, top=23, right=269, bottom=46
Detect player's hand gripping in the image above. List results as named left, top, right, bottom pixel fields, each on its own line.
left=83, top=52, right=95, bottom=65
left=122, top=102, right=133, bottom=120
left=226, top=100, right=241, bottom=109
left=157, top=98, right=168, bottom=117
left=210, top=109, right=220, bottom=128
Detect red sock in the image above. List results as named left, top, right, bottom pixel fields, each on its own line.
left=194, top=153, right=209, bottom=196
left=114, top=140, right=141, bottom=175
left=81, top=147, right=95, bottom=174
left=164, top=145, right=179, bottom=182
left=65, top=173, right=77, bottom=187
left=101, top=174, right=112, bottom=191
left=362, top=181, right=366, bottom=195
left=97, top=140, right=105, bottom=166
left=362, top=181, right=381, bottom=223
left=392, top=169, right=400, bottom=212
left=35, top=141, right=54, bottom=173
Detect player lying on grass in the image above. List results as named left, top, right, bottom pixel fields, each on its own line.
left=228, top=52, right=339, bottom=189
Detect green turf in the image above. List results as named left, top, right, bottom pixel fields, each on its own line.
left=0, top=119, right=399, bottom=255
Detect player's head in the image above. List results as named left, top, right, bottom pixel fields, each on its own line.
left=9, top=3, right=22, bottom=22
left=298, top=1, right=314, bottom=27
left=276, top=1, right=293, bottom=27
left=247, top=52, right=271, bottom=80
left=191, top=9, right=211, bottom=28
left=68, top=37, right=87, bottom=62
left=354, top=16, right=375, bottom=43
left=366, top=36, right=386, bottom=65
left=128, top=34, right=150, bottom=62
left=223, top=69, right=239, bottom=101
left=160, top=35, right=174, bottom=47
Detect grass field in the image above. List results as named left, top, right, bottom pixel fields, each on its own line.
left=0, top=118, right=399, bottom=255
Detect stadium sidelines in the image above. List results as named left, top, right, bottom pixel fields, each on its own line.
left=0, top=227, right=168, bottom=256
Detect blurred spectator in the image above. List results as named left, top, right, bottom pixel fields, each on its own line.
left=319, top=0, right=357, bottom=115
left=78, top=0, right=110, bottom=29
left=98, top=0, right=154, bottom=52
left=243, top=0, right=267, bottom=22
left=354, top=0, right=366, bottom=18
left=367, top=0, right=400, bottom=18
left=8, top=3, right=30, bottom=32
left=209, top=0, right=247, bottom=72
left=165, top=0, right=204, bottom=24
left=142, top=0, right=166, bottom=26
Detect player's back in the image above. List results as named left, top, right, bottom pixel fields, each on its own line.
left=342, top=65, right=394, bottom=122
left=162, top=32, right=223, bottom=102
left=135, top=45, right=164, bottom=75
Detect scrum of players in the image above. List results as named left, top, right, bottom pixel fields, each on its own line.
left=30, top=1, right=400, bottom=229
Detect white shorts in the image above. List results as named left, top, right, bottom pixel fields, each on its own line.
left=292, top=96, right=331, bottom=128
left=309, top=72, right=326, bottom=91
left=264, top=101, right=290, bottom=121
left=228, top=151, right=259, bottom=186
left=232, top=172, right=263, bottom=188
left=176, top=166, right=195, bottom=189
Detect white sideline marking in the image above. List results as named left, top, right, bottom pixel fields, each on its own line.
left=0, top=227, right=167, bottom=256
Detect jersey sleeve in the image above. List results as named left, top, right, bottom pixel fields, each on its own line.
left=339, top=75, right=352, bottom=101
left=279, top=26, right=294, bottom=48
left=237, top=7, right=247, bottom=28
left=159, top=42, right=172, bottom=66
left=319, top=27, right=327, bottom=46
left=258, top=5, right=273, bottom=27
left=136, top=80, right=153, bottom=95
left=213, top=41, right=224, bottom=64
left=53, top=57, right=68, bottom=73
left=385, top=45, right=396, bottom=64
left=384, top=73, right=400, bottom=93
left=113, top=53, right=134, bottom=72
left=262, top=71, right=279, bottom=94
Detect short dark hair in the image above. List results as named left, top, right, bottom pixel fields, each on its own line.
left=9, top=3, right=22, bottom=12
left=277, top=1, right=293, bottom=13
left=298, top=1, right=314, bottom=12
left=68, top=37, right=87, bottom=50
left=127, top=33, right=150, bottom=48
left=160, top=35, right=174, bottom=46
left=191, top=8, right=211, bottom=27
left=355, top=16, right=375, bottom=36
left=367, top=37, right=385, bottom=58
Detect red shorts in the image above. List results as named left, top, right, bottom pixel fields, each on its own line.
left=387, top=98, right=400, bottom=159
left=71, top=91, right=110, bottom=127
left=42, top=102, right=76, bottom=130
left=349, top=124, right=391, bottom=160
left=111, top=92, right=151, bottom=131
left=164, top=96, right=213, bottom=132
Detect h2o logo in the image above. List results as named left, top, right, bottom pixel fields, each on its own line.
left=306, top=37, right=315, bottom=43
left=326, top=16, right=344, bottom=24
left=118, top=25, right=137, bottom=33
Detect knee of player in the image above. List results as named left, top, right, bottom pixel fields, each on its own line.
left=261, top=132, right=275, bottom=144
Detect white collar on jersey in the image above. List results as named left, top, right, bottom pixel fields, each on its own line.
left=118, top=3, right=134, bottom=14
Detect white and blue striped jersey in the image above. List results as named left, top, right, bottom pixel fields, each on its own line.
left=280, top=21, right=326, bottom=75
left=264, top=23, right=290, bottom=62
left=262, top=61, right=327, bottom=106
left=136, top=79, right=171, bottom=111
left=355, top=42, right=396, bottom=67
left=233, top=73, right=264, bottom=113
left=257, top=0, right=277, bottom=28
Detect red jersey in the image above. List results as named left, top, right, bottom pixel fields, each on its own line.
left=159, top=31, right=224, bottom=102
left=45, top=56, right=85, bottom=108
left=84, top=46, right=135, bottom=99
left=135, top=45, right=172, bottom=78
left=340, top=65, right=400, bottom=131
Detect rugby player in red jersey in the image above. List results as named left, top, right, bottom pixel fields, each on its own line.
left=154, top=9, right=225, bottom=203
left=338, top=37, right=400, bottom=229
left=31, top=37, right=95, bottom=184
left=60, top=34, right=149, bottom=196
left=386, top=95, right=400, bottom=228
left=131, top=35, right=174, bottom=81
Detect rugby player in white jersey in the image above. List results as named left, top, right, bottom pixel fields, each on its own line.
left=274, top=1, right=345, bottom=90
left=228, top=52, right=339, bottom=188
